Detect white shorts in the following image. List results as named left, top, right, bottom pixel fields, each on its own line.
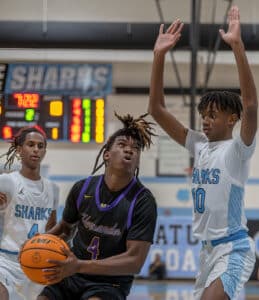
left=0, top=252, right=44, bottom=300
left=194, top=236, right=255, bottom=300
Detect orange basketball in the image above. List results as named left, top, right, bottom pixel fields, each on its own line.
left=19, top=233, right=69, bottom=285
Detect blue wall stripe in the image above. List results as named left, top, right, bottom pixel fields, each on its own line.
left=49, top=175, right=259, bottom=185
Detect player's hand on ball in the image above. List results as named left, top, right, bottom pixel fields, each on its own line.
left=43, top=247, right=79, bottom=283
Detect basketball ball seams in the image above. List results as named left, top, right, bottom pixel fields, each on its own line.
left=20, top=264, right=58, bottom=270
left=19, top=233, right=69, bottom=284
left=20, top=248, right=66, bottom=268
left=20, top=247, right=66, bottom=257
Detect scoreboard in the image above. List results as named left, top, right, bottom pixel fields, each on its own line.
left=0, top=93, right=105, bottom=143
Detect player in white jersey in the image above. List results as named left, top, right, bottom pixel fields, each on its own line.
left=0, top=126, right=59, bottom=300
left=148, top=5, right=257, bottom=300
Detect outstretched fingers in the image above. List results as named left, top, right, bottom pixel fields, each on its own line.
left=228, top=5, right=240, bottom=23
left=166, top=19, right=184, bottom=35
left=159, top=24, right=164, bottom=35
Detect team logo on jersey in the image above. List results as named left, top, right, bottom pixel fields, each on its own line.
left=18, top=188, right=24, bottom=195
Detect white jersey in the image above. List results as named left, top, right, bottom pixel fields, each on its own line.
left=185, top=129, right=256, bottom=241
left=0, top=171, right=59, bottom=254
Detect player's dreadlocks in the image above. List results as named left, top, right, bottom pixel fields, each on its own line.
left=198, top=91, right=243, bottom=120
left=92, top=112, right=156, bottom=177
left=0, top=125, right=47, bottom=170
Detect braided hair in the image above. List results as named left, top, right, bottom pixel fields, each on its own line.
left=92, top=112, right=156, bottom=177
left=0, top=125, right=47, bottom=170
left=198, top=91, right=243, bottom=120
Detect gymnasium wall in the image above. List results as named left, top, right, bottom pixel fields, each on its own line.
left=1, top=92, right=259, bottom=212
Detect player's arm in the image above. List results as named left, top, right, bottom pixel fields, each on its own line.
left=46, top=179, right=83, bottom=239
left=148, top=20, right=188, bottom=147
left=0, top=174, right=15, bottom=210
left=0, top=192, right=8, bottom=209
left=220, top=6, right=257, bottom=145
left=46, top=219, right=75, bottom=241
left=44, top=239, right=151, bottom=283
left=45, top=182, right=60, bottom=231
left=45, top=210, right=57, bottom=232
left=79, top=240, right=151, bottom=275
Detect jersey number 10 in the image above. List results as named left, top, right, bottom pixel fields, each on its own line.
left=192, top=188, right=205, bottom=213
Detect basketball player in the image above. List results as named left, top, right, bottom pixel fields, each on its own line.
left=0, top=126, right=59, bottom=300
left=148, top=5, right=257, bottom=300
left=37, top=113, right=157, bottom=300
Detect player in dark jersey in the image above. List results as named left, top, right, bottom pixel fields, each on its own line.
left=37, top=112, right=157, bottom=300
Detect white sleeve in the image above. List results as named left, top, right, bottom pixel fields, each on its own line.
left=185, top=129, right=208, bottom=157
left=225, top=135, right=256, bottom=184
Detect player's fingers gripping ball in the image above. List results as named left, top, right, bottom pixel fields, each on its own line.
left=19, top=233, right=69, bottom=284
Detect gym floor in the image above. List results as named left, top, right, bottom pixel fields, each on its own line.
left=128, top=279, right=259, bottom=300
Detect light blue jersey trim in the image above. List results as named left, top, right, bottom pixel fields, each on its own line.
left=220, top=238, right=251, bottom=299
left=0, top=248, right=18, bottom=255
left=202, top=230, right=248, bottom=247
left=228, top=184, right=244, bottom=235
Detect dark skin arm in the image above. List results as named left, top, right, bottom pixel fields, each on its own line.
left=45, top=210, right=57, bottom=232
left=219, top=6, right=257, bottom=146
left=46, top=219, right=75, bottom=241
left=0, top=192, right=8, bottom=210
left=43, top=240, right=151, bottom=284
left=148, top=19, right=188, bottom=147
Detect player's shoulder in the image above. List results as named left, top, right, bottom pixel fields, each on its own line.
left=72, top=175, right=101, bottom=191
left=135, top=179, right=156, bottom=201
left=1, top=170, right=19, bottom=180
left=42, top=176, right=57, bottom=189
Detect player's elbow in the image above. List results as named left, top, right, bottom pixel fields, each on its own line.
left=148, top=104, right=163, bottom=122
left=130, top=262, right=143, bottom=274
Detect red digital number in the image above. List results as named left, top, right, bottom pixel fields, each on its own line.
left=13, top=93, right=39, bottom=108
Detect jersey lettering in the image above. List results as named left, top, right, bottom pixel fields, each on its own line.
left=15, top=205, right=52, bottom=220
left=192, top=168, right=220, bottom=184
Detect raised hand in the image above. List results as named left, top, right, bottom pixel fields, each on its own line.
left=154, top=19, right=184, bottom=55
left=219, top=6, right=242, bottom=47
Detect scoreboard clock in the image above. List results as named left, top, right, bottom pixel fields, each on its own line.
left=0, top=93, right=105, bottom=143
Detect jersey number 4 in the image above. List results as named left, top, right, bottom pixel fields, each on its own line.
left=192, top=188, right=205, bottom=213
left=27, top=223, right=39, bottom=239
left=87, top=236, right=100, bottom=260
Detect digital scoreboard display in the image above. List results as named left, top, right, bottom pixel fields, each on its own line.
left=0, top=93, right=105, bottom=143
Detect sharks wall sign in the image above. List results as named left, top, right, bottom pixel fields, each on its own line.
left=0, top=63, right=112, bottom=143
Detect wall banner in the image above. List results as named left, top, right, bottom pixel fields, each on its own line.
left=140, top=216, right=258, bottom=280
left=139, top=215, right=201, bottom=279
left=4, top=63, right=112, bottom=96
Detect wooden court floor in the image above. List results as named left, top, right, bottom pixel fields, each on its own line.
left=128, top=279, right=259, bottom=300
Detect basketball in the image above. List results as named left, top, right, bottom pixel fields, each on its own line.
left=19, top=233, right=69, bottom=285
